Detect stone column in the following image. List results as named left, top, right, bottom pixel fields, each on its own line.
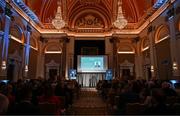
left=111, top=37, right=118, bottom=79
left=62, top=38, right=68, bottom=79
left=0, top=31, right=4, bottom=45
left=23, top=25, right=31, bottom=78
left=36, top=40, right=45, bottom=79
left=0, top=4, right=11, bottom=79
left=148, top=26, right=158, bottom=79
left=135, top=53, right=143, bottom=79
left=65, top=36, right=74, bottom=79
left=105, top=37, right=113, bottom=69
left=0, top=31, right=4, bottom=69
left=133, top=38, right=143, bottom=79
left=167, top=7, right=180, bottom=78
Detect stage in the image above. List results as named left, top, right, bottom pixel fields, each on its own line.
left=76, top=73, right=105, bottom=87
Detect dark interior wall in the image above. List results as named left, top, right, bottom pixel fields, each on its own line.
left=156, top=39, right=172, bottom=80
left=118, top=54, right=135, bottom=64
left=74, top=40, right=105, bottom=69
left=28, top=49, right=38, bottom=79
left=0, top=38, right=2, bottom=70
left=8, top=39, right=23, bottom=55
left=45, top=54, right=62, bottom=64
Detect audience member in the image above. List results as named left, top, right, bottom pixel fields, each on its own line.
left=0, top=93, right=9, bottom=114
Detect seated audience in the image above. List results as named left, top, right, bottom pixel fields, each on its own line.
left=161, top=82, right=177, bottom=96
left=144, top=88, right=170, bottom=114
left=38, top=84, right=62, bottom=114
left=0, top=93, right=9, bottom=114
left=9, top=85, right=39, bottom=114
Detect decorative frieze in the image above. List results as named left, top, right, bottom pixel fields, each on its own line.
left=75, top=14, right=104, bottom=28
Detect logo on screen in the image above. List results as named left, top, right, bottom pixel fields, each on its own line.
left=106, top=69, right=112, bottom=80
left=69, top=69, right=76, bottom=79
left=94, top=61, right=101, bottom=68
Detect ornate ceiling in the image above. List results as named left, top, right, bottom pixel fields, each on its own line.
left=23, top=0, right=157, bottom=30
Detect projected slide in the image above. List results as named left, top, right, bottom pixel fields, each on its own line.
left=77, top=55, right=108, bottom=73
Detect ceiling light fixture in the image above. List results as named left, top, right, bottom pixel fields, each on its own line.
left=52, top=0, right=65, bottom=30
left=113, top=0, right=128, bottom=29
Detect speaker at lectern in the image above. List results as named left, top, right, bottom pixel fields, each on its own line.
left=69, top=69, right=76, bottom=80
left=106, top=69, right=113, bottom=80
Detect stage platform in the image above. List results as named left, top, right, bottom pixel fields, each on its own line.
left=81, top=87, right=97, bottom=92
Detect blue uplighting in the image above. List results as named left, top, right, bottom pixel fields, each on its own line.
left=153, top=0, right=168, bottom=9
left=12, top=0, right=40, bottom=23
left=25, top=31, right=31, bottom=66
left=0, top=0, right=6, bottom=8
left=2, top=16, right=11, bottom=59
left=170, top=80, right=177, bottom=84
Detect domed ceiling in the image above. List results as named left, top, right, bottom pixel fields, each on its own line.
left=23, top=0, right=157, bottom=30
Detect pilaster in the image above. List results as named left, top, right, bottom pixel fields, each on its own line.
left=148, top=25, right=158, bottom=79
left=23, top=25, right=31, bottom=78
left=0, top=3, right=12, bottom=79
left=36, top=39, right=45, bottom=79
left=167, top=7, right=180, bottom=78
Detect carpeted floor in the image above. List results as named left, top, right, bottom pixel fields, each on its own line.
left=67, top=88, right=107, bottom=115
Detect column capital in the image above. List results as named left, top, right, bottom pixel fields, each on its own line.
left=167, top=7, right=175, bottom=19
left=27, top=24, right=32, bottom=32
left=64, top=37, right=70, bottom=43
left=147, top=26, right=156, bottom=34
left=131, top=37, right=140, bottom=44
left=5, top=3, right=12, bottom=17
left=109, top=37, right=120, bottom=43
left=59, top=37, right=69, bottom=43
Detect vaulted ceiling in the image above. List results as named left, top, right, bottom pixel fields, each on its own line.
left=23, top=0, right=157, bottom=30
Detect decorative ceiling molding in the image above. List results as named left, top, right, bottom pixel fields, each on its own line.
left=41, top=0, right=54, bottom=23
left=131, top=0, right=140, bottom=22
left=39, top=0, right=50, bottom=21
left=12, top=0, right=40, bottom=23
left=7, top=0, right=175, bottom=37
left=68, top=4, right=112, bottom=28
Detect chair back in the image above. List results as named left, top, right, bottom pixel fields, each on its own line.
left=126, top=103, right=146, bottom=114
left=38, top=102, right=57, bottom=115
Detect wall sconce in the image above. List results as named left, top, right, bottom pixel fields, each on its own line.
left=1, top=61, right=6, bottom=70
left=25, top=65, right=28, bottom=72
left=173, top=61, right=178, bottom=70
left=150, top=65, right=154, bottom=72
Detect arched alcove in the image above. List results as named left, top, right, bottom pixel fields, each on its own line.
left=44, top=42, right=62, bottom=54
left=155, top=24, right=170, bottom=43
left=141, top=37, right=149, bottom=51
left=30, top=38, right=38, bottom=50
left=10, top=24, right=24, bottom=43
left=117, top=44, right=135, bottom=54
